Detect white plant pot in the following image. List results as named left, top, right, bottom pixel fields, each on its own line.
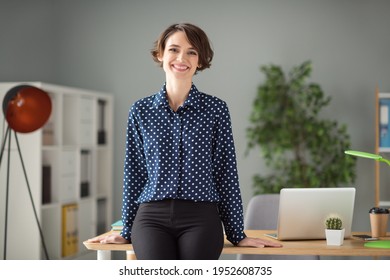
left=325, top=228, right=345, bottom=246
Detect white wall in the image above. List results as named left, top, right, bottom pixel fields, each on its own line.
left=1, top=0, right=390, bottom=256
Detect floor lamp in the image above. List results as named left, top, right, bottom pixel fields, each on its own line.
left=0, top=84, right=52, bottom=260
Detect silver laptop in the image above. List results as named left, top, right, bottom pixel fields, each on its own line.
left=266, top=187, right=356, bottom=240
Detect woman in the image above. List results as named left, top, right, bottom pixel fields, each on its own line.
left=90, top=23, right=281, bottom=259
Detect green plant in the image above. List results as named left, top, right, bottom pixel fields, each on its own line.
left=325, top=216, right=343, bottom=230
left=246, top=60, right=356, bottom=194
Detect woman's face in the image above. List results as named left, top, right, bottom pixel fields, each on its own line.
left=158, top=31, right=200, bottom=81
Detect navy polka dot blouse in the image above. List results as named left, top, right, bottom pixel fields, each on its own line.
left=120, top=84, right=247, bottom=245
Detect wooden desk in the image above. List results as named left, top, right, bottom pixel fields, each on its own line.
left=83, top=230, right=390, bottom=260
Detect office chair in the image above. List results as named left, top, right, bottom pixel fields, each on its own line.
left=237, top=194, right=319, bottom=260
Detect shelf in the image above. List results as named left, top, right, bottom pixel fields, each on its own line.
left=379, top=92, right=390, bottom=98
left=0, top=82, right=113, bottom=260
left=378, top=148, right=390, bottom=153
left=379, top=201, right=390, bottom=208
left=375, top=88, right=390, bottom=207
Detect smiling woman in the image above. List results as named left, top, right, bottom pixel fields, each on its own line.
left=156, top=31, right=200, bottom=104
left=88, top=22, right=281, bottom=260
left=151, top=23, right=214, bottom=73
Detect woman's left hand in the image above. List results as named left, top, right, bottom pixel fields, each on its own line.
left=237, top=237, right=283, bottom=248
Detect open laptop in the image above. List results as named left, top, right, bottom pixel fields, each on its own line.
left=266, top=187, right=356, bottom=240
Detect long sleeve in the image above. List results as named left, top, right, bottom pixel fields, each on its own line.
left=120, top=105, right=148, bottom=242
left=212, top=102, right=246, bottom=245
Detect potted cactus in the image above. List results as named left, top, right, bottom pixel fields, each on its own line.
left=325, top=215, right=345, bottom=246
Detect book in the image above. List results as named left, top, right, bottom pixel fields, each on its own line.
left=379, top=99, right=390, bottom=148
left=62, top=204, right=79, bottom=257
left=111, top=219, right=123, bottom=231
left=80, top=150, right=91, bottom=198
left=97, top=99, right=107, bottom=144
left=97, top=198, right=107, bottom=234
left=42, top=165, right=51, bottom=204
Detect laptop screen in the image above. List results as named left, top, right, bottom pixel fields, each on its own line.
left=275, top=187, right=356, bottom=240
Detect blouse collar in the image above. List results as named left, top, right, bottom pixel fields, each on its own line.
left=152, top=83, right=201, bottom=110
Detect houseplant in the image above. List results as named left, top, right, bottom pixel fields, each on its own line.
left=325, top=215, right=345, bottom=246
left=246, top=61, right=356, bottom=194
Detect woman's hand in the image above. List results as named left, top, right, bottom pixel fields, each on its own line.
left=88, top=232, right=129, bottom=244
left=237, top=237, right=283, bottom=248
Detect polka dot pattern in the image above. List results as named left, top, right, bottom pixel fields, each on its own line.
left=120, top=84, right=246, bottom=245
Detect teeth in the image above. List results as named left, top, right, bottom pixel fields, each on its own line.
left=173, top=65, right=188, bottom=70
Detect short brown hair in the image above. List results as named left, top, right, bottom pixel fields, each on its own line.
left=151, top=23, right=214, bottom=72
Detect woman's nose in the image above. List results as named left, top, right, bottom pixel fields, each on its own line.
left=176, top=52, right=185, bottom=61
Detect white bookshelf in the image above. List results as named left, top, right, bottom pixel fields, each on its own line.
left=375, top=90, right=390, bottom=208
left=0, top=82, right=113, bottom=259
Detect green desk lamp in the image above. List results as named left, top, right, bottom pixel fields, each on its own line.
left=345, top=150, right=390, bottom=166
left=344, top=150, right=390, bottom=249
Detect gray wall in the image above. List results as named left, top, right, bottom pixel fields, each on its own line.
left=2, top=0, right=390, bottom=253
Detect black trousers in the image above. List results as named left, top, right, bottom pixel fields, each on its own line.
left=131, top=199, right=224, bottom=260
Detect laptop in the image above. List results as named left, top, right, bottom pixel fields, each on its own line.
left=266, top=187, right=356, bottom=240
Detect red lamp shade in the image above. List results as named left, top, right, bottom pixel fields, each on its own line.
left=2, top=85, right=52, bottom=133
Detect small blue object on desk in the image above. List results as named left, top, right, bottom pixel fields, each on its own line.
left=364, top=240, right=390, bottom=249
left=111, top=219, right=123, bottom=231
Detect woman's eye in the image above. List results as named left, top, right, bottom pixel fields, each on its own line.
left=169, top=48, right=178, bottom=53
left=188, top=51, right=198, bottom=56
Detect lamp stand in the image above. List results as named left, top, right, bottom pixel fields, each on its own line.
left=0, top=125, right=50, bottom=260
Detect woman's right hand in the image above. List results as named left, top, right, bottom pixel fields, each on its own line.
left=87, top=232, right=129, bottom=244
